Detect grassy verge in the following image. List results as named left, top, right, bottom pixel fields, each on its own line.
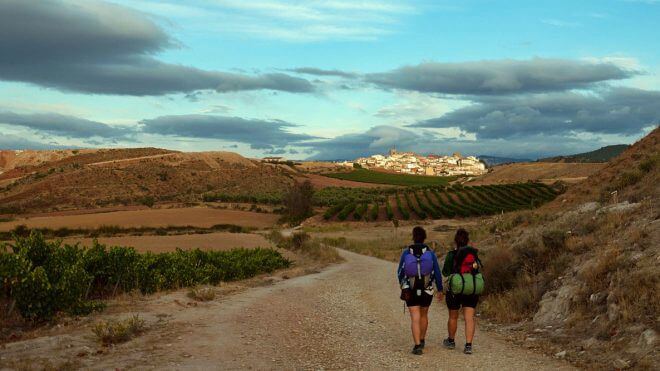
left=324, top=168, right=455, bottom=186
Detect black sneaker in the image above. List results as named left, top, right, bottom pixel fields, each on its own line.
left=412, top=344, right=423, bottom=355
left=463, top=344, right=473, bottom=354
left=442, top=338, right=456, bottom=349
left=419, top=339, right=425, bottom=349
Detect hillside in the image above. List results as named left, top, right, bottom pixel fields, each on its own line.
left=478, top=155, right=531, bottom=167
left=479, top=128, right=659, bottom=369
left=467, top=162, right=605, bottom=185
left=0, top=149, right=295, bottom=215
left=539, top=144, right=629, bottom=163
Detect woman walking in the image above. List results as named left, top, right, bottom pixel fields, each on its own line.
left=397, top=226, right=443, bottom=355
left=442, top=228, right=481, bottom=354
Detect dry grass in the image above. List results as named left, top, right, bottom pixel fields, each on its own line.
left=270, top=231, right=343, bottom=264
left=187, top=286, right=216, bottom=301
left=320, top=235, right=408, bottom=262
left=92, top=315, right=146, bottom=345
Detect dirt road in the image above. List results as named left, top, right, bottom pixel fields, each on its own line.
left=1, top=250, right=574, bottom=370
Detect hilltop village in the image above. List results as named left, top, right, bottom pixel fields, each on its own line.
left=350, top=148, right=488, bottom=176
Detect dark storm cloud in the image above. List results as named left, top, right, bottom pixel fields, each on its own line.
left=0, top=111, right=132, bottom=138
left=364, top=58, right=635, bottom=95
left=0, top=0, right=313, bottom=95
left=140, top=114, right=320, bottom=149
left=0, top=134, right=70, bottom=150
left=288, top=68, right=357, bottom=78
left=306, top=126, right=423, bottom=160
left=412, top=87, right=660, bottom=139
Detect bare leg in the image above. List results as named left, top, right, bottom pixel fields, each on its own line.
left=409, top=306, right=421, bottom=345
left=447, top=309, right=459, bottom=340
left=419, top=307, right=429, bottom=341
left=464, top=307, right=476, bottom=343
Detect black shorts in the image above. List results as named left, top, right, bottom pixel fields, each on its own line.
left=406, top=291, right=433, bottom=307
left=446, top=292, right=479, bottom=310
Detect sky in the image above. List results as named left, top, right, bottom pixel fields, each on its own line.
left=0, top=0, right=658, bottom=160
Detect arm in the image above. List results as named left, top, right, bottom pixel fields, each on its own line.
left=432, top=253, right=443, bottom=291
left=397, top=251, right=407, bottom=285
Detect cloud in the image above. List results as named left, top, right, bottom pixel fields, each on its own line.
left=411, top=87, right=660, bottom=139
left=289, top=67, right=357, bottom=78
left=0, top=0, right=313, bottom=95
left=139, top=114, right=320, bottom=149
left=364, top=58, right=635, bottom=95
left=303, top=124, right=644, bottom=160
left=0, top=111, right=133, bottom=139
left=0, top=134, right=71, bottom=150
left=177, top=0, right=415, bottom=42
left=541, top=19, right=581, bottom=27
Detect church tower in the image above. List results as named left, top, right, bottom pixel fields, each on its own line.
left=389, top=146, right=397, bottom=156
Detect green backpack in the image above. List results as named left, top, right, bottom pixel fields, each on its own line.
left=448, top=246, right=485, bottom=295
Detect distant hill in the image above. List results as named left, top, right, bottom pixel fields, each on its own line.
left=0, top=149, right=294, bottom=214
left=538, top=144, right=629, bottom=163
left=478, top=155, right=531, bottom=167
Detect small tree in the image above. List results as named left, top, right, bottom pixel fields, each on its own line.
left=353, top=163, right=362, bottom=169
left=283, top=180, right=315, bottom=225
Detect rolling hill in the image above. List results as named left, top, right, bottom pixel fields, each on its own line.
left=0, top=149, right=295, bottom=215
left=538, top=144, right=629, bottom=163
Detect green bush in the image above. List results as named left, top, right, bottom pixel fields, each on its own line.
left=1, top=231, right=290, bottom=321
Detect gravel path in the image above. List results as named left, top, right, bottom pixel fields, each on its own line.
left=1, top=249, right=576, bottom=370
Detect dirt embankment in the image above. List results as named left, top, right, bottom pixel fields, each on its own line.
left=468, top=162, right=605, bottom=185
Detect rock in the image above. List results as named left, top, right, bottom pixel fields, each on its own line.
left=533, top=284, right=580, bottom=326
left=554, top=350, right=566, bottom=359
left=612, top=358, right=630, bottom=369
left=607, top=303, right=620, bottom=322
left=578, top=202, right=599, bottom=213
left=582, top=337, right=600, bottom=350
left=589, top=291, right=607, bottom=305
left=638, top=329, right=657, bottom=348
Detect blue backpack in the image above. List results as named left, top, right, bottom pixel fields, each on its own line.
left=403, top=245, right=434, bottom=293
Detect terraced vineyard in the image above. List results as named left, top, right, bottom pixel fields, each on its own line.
left=321, top=183, right=559, bottom=221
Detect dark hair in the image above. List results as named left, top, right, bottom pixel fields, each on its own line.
left=412, top=226, right=426, bottom=243
left=454, top=228, right=469, bottom=248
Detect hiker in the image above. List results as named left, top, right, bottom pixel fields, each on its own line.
left=442, top=228, right=482, bottom=354
left=397, top=226, right=443, bottom=355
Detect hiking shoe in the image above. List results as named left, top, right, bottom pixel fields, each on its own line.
left=442, top=338, right=456, bottom=349
left=419, top=339, right=425, bottom=349
left=463, top=344, right=473, bottom=354
left=412, top=344, right=423, bottom=355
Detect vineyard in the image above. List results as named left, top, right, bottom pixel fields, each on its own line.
left=323, top=168, right=455, bottom=186
left=321, top=183, right=559, bottom=221
left=0, top=232, right=290, bottom=321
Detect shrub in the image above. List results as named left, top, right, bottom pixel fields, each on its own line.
left=140, top=196, right=155, bottom=208
left=187, top=286, right=216, bottom=301
left=369, top=202, right=379, bottom=221
left=385, top=200, right=394, bottom=220
left=282, top=180, right=314, bottom=224
left=481, top=247, right=519, bottom=293
left=93, top=315, right=146, bottom=345
left=1, top=231, right=290, bottom=321
left=541, top=229, right=567, bottom=252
